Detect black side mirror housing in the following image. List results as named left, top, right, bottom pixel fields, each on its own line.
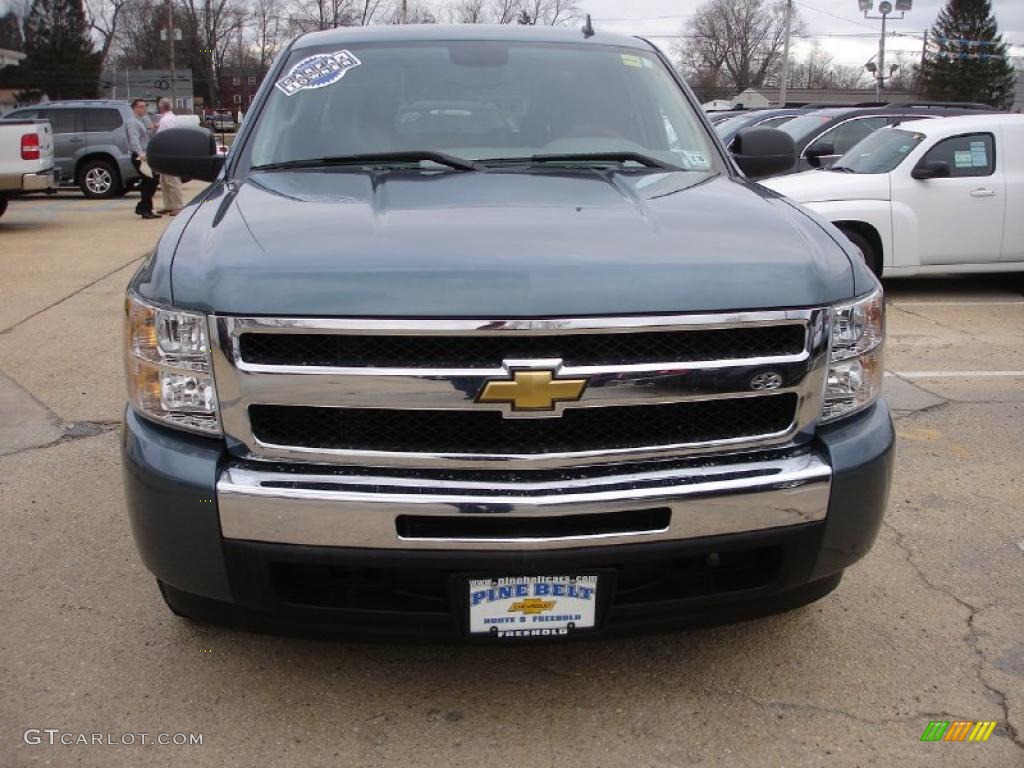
left=147, top=127, right=225, bottom=182
left=804, top=141, right=835, bottom=168
left=911, top=159, right=951, bottom=180
left=731, top=127, right=797, bottom=179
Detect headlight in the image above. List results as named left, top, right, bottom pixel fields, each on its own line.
left=124, top=294, right=221, bottom=435
left=822, top=286, right=884, bottom=423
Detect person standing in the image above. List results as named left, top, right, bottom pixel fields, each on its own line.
left=155, top=97, right=184, bottom=216
left=127, top=99, right=160, bottom=220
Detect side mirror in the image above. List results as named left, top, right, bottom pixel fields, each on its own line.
left=804, top=141, right=835, bottom=168
left=147, top=127, right=225, bottom=182
left=731, top=127, right=796, bottom=179
left=911, top=159, right=951, bottom=180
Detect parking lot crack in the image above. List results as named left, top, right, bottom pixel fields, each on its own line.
left=892, top=305, right=1022, bottom=358
left=0, top=254, right=144, bottom=336
left=882, top=520, right=1024, bottom=752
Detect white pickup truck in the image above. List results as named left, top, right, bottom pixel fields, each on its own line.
left=0, top=118, right=56, bottom=219
left=762, top=113, right=1024, bottom=277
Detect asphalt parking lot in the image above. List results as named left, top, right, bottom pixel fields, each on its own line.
left=1, top=191, right=1022, bottom=768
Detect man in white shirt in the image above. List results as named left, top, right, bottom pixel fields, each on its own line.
left=155, top=97, right=184, bottom=215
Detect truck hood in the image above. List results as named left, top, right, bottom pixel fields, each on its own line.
left=162, top=168, right=857, bottom=316
left=761, top=169, right=891, bottom=204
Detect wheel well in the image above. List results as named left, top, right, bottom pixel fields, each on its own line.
left=75, top=153, right=120, bottom=183
left=834, top=220, right=883, bottom=276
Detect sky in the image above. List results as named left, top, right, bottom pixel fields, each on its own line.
left=0, top=0, right=1020, bottom=67
left=580, top=0, right=1024, bottom=66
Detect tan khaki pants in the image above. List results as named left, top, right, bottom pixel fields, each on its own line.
left=160, top=174, right=185, bottom=211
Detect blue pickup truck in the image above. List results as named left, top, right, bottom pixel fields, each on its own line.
left=124, top=23, right=893, bottom=642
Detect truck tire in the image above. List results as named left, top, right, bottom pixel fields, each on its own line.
left=0, top=197, right=7, bottom=219
left=837, top=226, right=880, bottom=277
left=79, top=159, right=122, bottom=199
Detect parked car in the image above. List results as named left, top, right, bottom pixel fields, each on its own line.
left=773, top=102, right=994, bottom=176
left=0, top=118, right=56, bottom=218
left=208, top=110, right=236, bottom=132
left=132, top=24, right=893, bottom=641
left=715, top=108, right=812, bottom=149
left=762, top=114, right=1024, bottom=276
left=705, top=109, right=751, bottom=125
left=1, top=99, right=140, bottom=198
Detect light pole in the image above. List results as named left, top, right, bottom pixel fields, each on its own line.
left=160, top=3, right=182, bottom=109
left=778, top=0, right=794, bottom=105
left=859, top=0, right=912, bottom=101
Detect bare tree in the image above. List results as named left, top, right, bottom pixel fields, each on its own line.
left=289, top=0, right=352, bottom=32
left=351, top=0, right=384, bottom=24
left=517, top=0, right=579, bottom=25
left=788, top=41, right=833, bottom=89
left=680, top=0, right=802, bottom=90
left=249, top=0, right=282, bottom=72
left=489, top=0, right=518, bottom=24
left=831, top=63, right=867, bottom=90
left=112, top=0, right=185, bottom=69
left=87, top=0, right=129, bottom=67
left=179, top=0, right=248, bottom=107
left=450, top=0, right=486, bottom=23
left=385, top=1, right=437, bottom=23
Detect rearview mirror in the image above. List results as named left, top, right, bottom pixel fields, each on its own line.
left=147, top=127, right=225, bottom=182
left=731, top=127, right=796, bottom=179
left=911, top=159, right=951, bottom=180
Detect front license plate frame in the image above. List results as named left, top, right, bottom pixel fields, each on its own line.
left=461, top=573, right=613, bottom=640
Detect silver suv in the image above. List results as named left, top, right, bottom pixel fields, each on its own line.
left=2, top=99, right=140, bottom=198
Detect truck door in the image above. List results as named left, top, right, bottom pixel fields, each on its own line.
left=999, top=123, right=1023, bottom=263
left=894, top=132, right=1005, bottom=265
left=38, top=108, right=84, bottom=184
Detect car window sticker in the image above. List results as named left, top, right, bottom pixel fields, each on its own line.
left=275, top=50, right=362, bottom=97
left=682, top=150, right=709, bottom=169
left=969, top=140, right=988, bottom=168
left=953, top=150, right=973, bottom=169
left=620, top=54, right=643, bottom=68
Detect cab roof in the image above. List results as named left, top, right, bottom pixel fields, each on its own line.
left=292, top=23, right=653, bottom=52
left=895, top=112, right=1024, bottom=137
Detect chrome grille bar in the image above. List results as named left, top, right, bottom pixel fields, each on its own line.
left=210, top=310, right=830, bottom=469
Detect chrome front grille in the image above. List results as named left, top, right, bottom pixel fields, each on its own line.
left=210, top=311, right=830, bottom=469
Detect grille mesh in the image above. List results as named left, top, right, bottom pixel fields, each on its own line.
left=239, top=326, right=806, bottom=368
left=249, top=394, right=798, bottom=454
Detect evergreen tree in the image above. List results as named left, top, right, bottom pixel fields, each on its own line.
left=920, top=0, right=1016, bottom=109
left=0, top=13, right=24, bottom=51
left=20, top=0, right=102, bottom=99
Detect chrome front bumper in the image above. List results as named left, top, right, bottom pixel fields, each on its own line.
left=217, top=450, right=832, bottom=551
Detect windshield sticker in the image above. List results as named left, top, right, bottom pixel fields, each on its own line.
left=953, top=150, right=973, bottom=168
left=682, top=150, right=709, bottom=169
left=969, top=141, right=988, bottom=167
left=275, top=50, right=361, bottom=96
left=620, top=54, right=643, bottom=68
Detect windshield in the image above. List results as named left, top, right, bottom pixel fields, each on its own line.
left=779, top=113, right=833, bottom=143
left=246, top=41, right=720, bottom=172
left=833, top=128, right=925, bottom=173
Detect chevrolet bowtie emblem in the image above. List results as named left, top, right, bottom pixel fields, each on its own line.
left=477, top=370, right=587, bottom=412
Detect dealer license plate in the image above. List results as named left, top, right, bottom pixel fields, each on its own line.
left=467, top=575, right=599, bottom=639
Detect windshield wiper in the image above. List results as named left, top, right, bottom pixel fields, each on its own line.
left=479, top=152, right=683, bottom=171
left=829, top=164, right=856, bottom=173
left=251, top=151, right=481, bottom=172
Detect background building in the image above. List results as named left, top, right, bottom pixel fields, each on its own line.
left=218, top=71, right=263, bottom=112
left=99, top=68, right=194, bottom=112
